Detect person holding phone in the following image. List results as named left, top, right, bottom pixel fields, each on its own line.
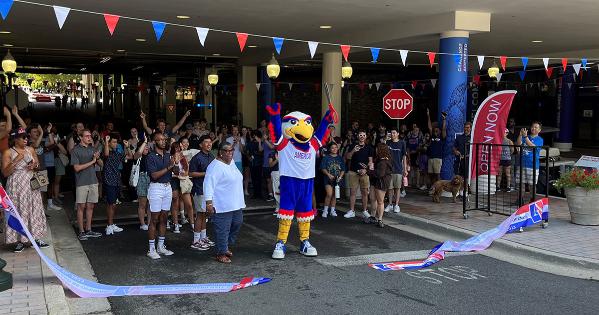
left=344, top=131, right=374, bottom=220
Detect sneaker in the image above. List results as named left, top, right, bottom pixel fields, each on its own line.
left=147, top=250, right=161, bottom=260
left=272, top=241, right=286, bottom=259
left=105, top=225, right=114, bottom=235
left=157, top=245, right=174, bottom=256
left=384, top=204, right=393, bottom=213
left=266, top=195, right=275, bottom=202
left=181, top=217, right=189, bottom=225
left=190, top=241, right=210, bottom=251
left=202, top=237, right=215, bottom=247
left=139, top=224, right=149, bottom=231
left=330, top=209, right=338, bottom=217
left=244, top=191, right=250, bottom=196
left=419, top=185, right=428, bottom=191
left=115, top=199, right=122, bottom=205
left=78, top=232, right=88, bottom=241
left=14, top=243, right=25, bottom=252
left=361, top=210, right=371, bottom=218
left=400, top=190, right=407, bottom=198
left=35, top=239, right=50, bottom=248
left=368, top=216, right=378, bottom=224
left=377, top=220, right=385, bottom=228
left=343, top=210, right=356, bottom=218
left=58, top=193, right=65, bottom=198
left=393, top=205, right=401, bottom=213
left=174, top=224, right=181, bottom=234
left=47, top=202, right=62, bottom=211
left=322, top=209, right=328, bottom=218
left=132, top=199, right=139, bottom=203
left=166, top=220, right=172, bottom=229
left=53, top=199, right=63, bottom=206
left=299, top=240, right=318, bottom=257
left=85, top=230, right=102, bottom=238
left=111, top=224, right=123, bottom=233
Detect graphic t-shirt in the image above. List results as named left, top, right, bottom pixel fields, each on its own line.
left=320, top=154, right=346, bottom=178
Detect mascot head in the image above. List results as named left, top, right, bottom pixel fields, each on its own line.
left=282, top=111, right=314, bottom=143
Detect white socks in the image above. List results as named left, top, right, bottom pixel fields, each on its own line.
left=324, top=206, right=329, bottom=212
left=193, top=232, right=201, bottom=243
left=149, top=240, right=155, bottom=252
left=158, top=236, right=165, bottom=248
left=200, top=229, right=207, bottom=239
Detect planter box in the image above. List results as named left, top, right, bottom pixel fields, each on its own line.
left=565, top=187, right=599, bottom=225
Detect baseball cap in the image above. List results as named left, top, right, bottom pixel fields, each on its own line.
left=10, top=127, right=27, bottom=139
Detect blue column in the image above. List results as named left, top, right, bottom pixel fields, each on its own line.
left=258, top=66, right=271, bottom=121
left=557, top=67, right=575, bottom=151
left=439, top=32, right=469, bottom=180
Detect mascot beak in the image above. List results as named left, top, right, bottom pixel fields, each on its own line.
left=290, top=120, right=314, bottom=143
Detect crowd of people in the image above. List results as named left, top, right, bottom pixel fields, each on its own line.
left=0, top=105, right=544, bottom=262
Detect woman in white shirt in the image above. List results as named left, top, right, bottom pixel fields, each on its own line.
left=204, top=142, right=246, bottom=263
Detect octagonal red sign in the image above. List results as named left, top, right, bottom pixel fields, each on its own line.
left=383, top=89, right=413, bottom=119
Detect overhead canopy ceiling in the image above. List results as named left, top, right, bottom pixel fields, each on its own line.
left=1, top=0, right=599, bottom=73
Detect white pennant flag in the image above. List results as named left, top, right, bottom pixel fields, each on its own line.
left=573, top=63, right=582, bottom=75
left=477, top=56, right=485, bottom=70
left=496, top=73, right=503, bottom=82
left=308, top=41, right=318, bottom=59
left=288, top=83, right=293, bottom=90
left=195, top=27, right=209, bottom=46
left=430, top=79, right=437, bottom=88
left=572, top=73, right=577, bottom=81
left=567, top=82, right=572, bottom=89
left=399, top=50, right=408, bottom=66
left=542, top=58, right=549, bottom=70
left=368, top=83, right=372, bottom=89
left=255, top=83, right=261, bottom=91
left=375, top=82, right=381, bottom=91
left=53, top=6, right=71, bottom=29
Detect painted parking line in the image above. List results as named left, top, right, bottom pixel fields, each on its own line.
left=315, top=251, right=476, bottom=267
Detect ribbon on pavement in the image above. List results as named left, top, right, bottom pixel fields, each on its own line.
left=0, top=186, right=270, bottom=297
left=370, top=198, right=549, bottom=271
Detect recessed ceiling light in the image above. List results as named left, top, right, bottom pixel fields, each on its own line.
left=212, top=53, right=220, bottom=56
left=176, top=15, right=190, bottom=19
left=0, top=31, right=11, bottom=34
left=116, top=49, right=126, bottom=52
left=319, top=25, right=332, bottom=29
left=531, top=40, right=543, bottom=43
left=248, top=45, right=257, bottom=48
left=2, top=44, right=13, bottom=47
left=135, top=38, right=146, bottom=42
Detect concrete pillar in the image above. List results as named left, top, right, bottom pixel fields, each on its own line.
left=321, top=51, right=342, bottom=134
left=164, top=75, right=177, bottom=125
left=555, top=67, right=575, bottom=152
left=203, top=72, right=215, bottom=130
left=237, top=66, right=258, bottom=128
left=438, top=30, right=469, bottom=180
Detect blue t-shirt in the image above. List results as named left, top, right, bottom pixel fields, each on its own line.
left=146, top=150, right=172, bottom=183
left=319, top=154, right=346, bottom=178
left=103, top=150, right=126, bottom=186
left=188, top=150, right=215, bottom=195
left=521, top=135, right=543, bottom=169
left=262, top=142, right=273, bottom=168
left=387, top=140, right=406, bottom=174
left=428, top=137, right=444, bottom=159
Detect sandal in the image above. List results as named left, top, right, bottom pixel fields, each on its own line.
left=225, top=250, right=233, bottom=258
left=215, top=254, right=231, bottom=264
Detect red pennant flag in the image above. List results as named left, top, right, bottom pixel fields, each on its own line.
left=545, top=67, right=553, bottom=79
left=427, top=52, right=436, bottom=67
left=561, top=58, right=568, bottom=71
left=411, top=80, right=418, bottom=89
left=499, top=56, right=507, bottom=70
left=473, top=75, right=481, bottom=86
left=240, top=84, right=244, bottom=92
left=236, top=33, right=248, bottom=52
left=104, top=14, right=120, bottom=36
left=340, top=45, right=350, bottom=61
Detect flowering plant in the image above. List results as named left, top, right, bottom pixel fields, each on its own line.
left=553, top=167, right=599, bottom=190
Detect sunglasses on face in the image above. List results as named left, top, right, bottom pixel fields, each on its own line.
left=221, top=149, right=234, bottom=152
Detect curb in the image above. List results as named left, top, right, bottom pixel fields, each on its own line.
left=394, top=212, right=599, bottom=280
left=42, top=225, right=72, bottom=315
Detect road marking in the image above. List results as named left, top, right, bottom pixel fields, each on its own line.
left=315, top=251, right=476, bottom=267
left=406, top=265, right=487, bottom=285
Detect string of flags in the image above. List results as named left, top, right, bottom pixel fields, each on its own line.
left=1, top=0, right=598, bottom=77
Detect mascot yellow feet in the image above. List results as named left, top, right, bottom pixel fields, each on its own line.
left=271, top=218, right=317, bottom=259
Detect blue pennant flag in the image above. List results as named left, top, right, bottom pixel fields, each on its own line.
left=0, top=0, right=13, bottom=20
left=582, top=58, right=588, bottom=68
left=518, top=70, right=526, bottom=81
left=454, top=54, right=461, bottom=66
left=152, top=21, right=166, bottom=41
left=370, top=48, right=380, bottom=63
left=273, top=37, right=284, bottom=54
left=521, top=57, right=528, bottom=70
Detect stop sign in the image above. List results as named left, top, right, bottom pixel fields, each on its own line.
left=383, top=89, right=413, bottom=119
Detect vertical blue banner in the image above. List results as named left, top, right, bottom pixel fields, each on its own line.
left=558, top=67, right=575, bottom=145
left=439, top=35, right=469, bottom=180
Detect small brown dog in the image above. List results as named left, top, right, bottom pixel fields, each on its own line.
left=430, top=175, right=464, bottom=203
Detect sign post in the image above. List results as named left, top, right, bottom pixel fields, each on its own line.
left=383, top=89, right=413, bottom=119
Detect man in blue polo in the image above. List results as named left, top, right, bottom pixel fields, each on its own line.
left=145, top=132, right=179, bottom=259
left=189, top=135, right=216, bottom=251
left=516, top=121, right=544, bottom=200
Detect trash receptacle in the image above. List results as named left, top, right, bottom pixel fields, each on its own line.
left=0, top=258, right=13, bottom=292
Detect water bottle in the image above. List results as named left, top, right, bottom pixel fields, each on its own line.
left=335, top=184, right=340, bottom=199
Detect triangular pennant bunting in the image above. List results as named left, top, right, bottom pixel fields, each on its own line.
left=152, top=21, right=166, bottom=41
left=567, top=82, right=572, bottom=89
left=400, top=50, right=408, bottom=66
left=273, top=37, right=284, bottom=55
left=499, top=56, right=507, bottom=70
left=370, top=48, right=380, bottom=63
left=582, top=58, right=588, bottom=68
left=473, top=75, right=480, bottom=86
left=518, top=71, right=526, bottom=81
left=427, top=52, right=436, bottom=67
left=411, top=80, right=418, bottom=89
left=573, top=63, right=581, bottom=75
left=0, top=0, right=14, bottom=20
left=543, top=58, right=549, bottom=70
left=521, top=57, right=528, bottom=71
left=546, top=67, right=553, bottom=78
left=236, top=33, right=248, bottom=52
left=375, top=82, right=381, bottom=91
left=288, top=83, right=293, bottom=90
left=255, top=83, right=261, bottom=91
left=561, top=58, right=568, bottom=71
left=308, top=41, right=318, bottom=59
left=103, top=14, right=120, bottom=36
left=477, top=55, right=485, bottom=70
left=53, top=6, right=71, bottom=29
left=195, top=27, right=209, bottom=46
left=340, top=45, right=350, bottom=61
left=368, top=83, right=373, bottom=89
left=430, top=79, right=437, bottom=88
left=496, top=73, right=503, bottom=82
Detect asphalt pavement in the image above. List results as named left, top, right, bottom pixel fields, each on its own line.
left=79, top=214, right=599, bottom=315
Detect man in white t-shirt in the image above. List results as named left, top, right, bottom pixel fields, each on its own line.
left=226, top=125, right=245, bottom=172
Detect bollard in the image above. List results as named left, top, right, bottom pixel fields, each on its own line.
left=0, top=258, right=13, bottom=291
